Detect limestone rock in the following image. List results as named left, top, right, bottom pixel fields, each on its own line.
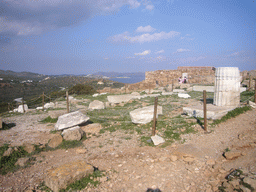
left=44, top=160, right=94, bottom=192
left=48, top=134, right=63, bottom=148
left=24, top=143, right=35, bottom=154
left=62, top=126, right=84, bottom=141
left=224, top=151, right=242, bottom=160
left=3, top=147, right=13, bottom=156
left=81, top=123, right=102, bottom=135
left=54, top=111, right=89, bottom=130
left=88, top=100, right=105, bottom=110
left=14, top=104, right=28, bottom=113
left=130, top=105, right=163, bottom=124
left=44, top=102, right=55, bottom=109
left=107, top=94, right=140, bottom=104
left=178, top=93, right=191, bottom=98
left=15, top=157, right=29, bottom=167
left=206, top=159, right=215, bottom=165
left=76, top=148, right=87, bottom=154
left=249, top=101, right=256, bottom=109
left=131, top=92, right=140, bottom=96
left=151, top=135, right=165, bottom=145
left=170, top=155, right=178, bottom=162
left=243, top=177, right=256, bottom=189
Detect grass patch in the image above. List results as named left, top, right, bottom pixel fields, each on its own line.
left=240, top=90, right=254, bottom=102
left=0, top=145, right=28, bottom=175
left=140, top=136, right=154, bottom=147
left=212, top=106, right=251, bottom=125
left=40, top=116, right=58, bottom=123
left=59, top=170, right=104, bottom=192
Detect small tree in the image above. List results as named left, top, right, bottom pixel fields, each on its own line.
left=68, top=84, right=96, bottom=95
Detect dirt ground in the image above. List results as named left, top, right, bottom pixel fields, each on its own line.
left=0, top=107, right=255, bottom=192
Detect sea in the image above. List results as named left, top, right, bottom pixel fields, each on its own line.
left=110, top=76, right=145, bottom=84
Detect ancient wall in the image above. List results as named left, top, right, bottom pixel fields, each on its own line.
left=145, top=66, right=215, bottom=87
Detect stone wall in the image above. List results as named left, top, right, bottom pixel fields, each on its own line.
left=145, top=66, right=215, bottom=87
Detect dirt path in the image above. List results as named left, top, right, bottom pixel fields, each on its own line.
left=0, top=108, right=255, bottom=192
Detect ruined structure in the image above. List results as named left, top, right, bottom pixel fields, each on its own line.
left=214, top=67, right=240, bottom=107
left=145, top=66, right=215, bottom=87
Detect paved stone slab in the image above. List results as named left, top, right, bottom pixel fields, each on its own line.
left=44, top=160, right=94, bottom=192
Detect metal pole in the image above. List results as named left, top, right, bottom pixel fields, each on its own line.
left=203, top=90, right=207, bottom=132
left=152, top=97, right=158, bottom=136
left=42, top=92, right=45, bottom=111
left=66, top=90, right=69, bottom=113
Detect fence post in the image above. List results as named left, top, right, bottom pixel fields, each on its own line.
left=203, top=90, right=207, bottom=132
left=254, top=80, right=256, bottom=103
left=66, top=90, right=69, bottom=113
left=172, top=79, right=174, bottom=91
left=249, top=76, right=252, bottom=91
left=8, top=103, right=10, bottom=111
left=152, top=97, right=158, bottom=136
left=42, top=92, right=45, bottom=111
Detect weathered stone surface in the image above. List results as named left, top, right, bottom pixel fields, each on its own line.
left=151, top=135, right=165, bottom=146
left=88, top=100, right=105, bottom=110
left=243, top=177, right=256, bottom=189
left=76, top=148, right=87, bottom=154
left=131, top=92, right=140, bottom=96
left=44, top=102, right=55, bottom=109
left=161, top=92, right=173, bottom=96
left=214, top=67, right=240, bottom=107
left=44, top=160, right=94, bottom=192
left=249, top=101, right=256, bottom=109
left=206, top=158, right=215, bottom=165
left=107, top=94, right=140, bottom=104
left=24, top=143, right=35, bottom=153
left=178, top=93, right=191, bottom=98
left=15, top=157, right=29, bottom=167
left=170, top=155, right=178, bottom=162
left=13, top=104, right=28, bottom=113
left=62, top=126, right=84, bottom=141
left=130, top=105, right=163, bottom=124
left=81, top=123, right=102, bottom=135
left=55, top=111, right=89, bottom=130
left=3, top=147, right=13, bottom=156
left=48, top=134, right=63, bottom=148
left=48, top=110, right=66, bottom=119
left=224, top=151, right=242, bottom=160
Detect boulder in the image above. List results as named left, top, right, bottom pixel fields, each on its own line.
left=224, top=150, right=242, bottom=160
left=81, top=123, right=102, bottom=135
left=15, top=104, right=28, bottom=113
left=151, top=135, right=165, bottom=146
left=44, top=160, right=94, bottom=192
left=3, top=147, right=13, bottom=156
left=15, top=157, right=29, bottom=167
left=130, top=105, right=163, bottom=124
left=54, top=111, right=89, bottom=130
left=62, top=126, right=84, bottom=141
left=24, top=143, right=35, bottom=153
left=44, top=102, right=55, bottom=109
left=88, top=100, right=105, bottom=110
left=48, top=134, right=63, bottom=148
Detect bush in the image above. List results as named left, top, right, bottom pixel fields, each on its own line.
left=68, top=84, right=96, bottom=95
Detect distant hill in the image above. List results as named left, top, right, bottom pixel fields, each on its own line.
left=0, top=70, right=45, bottom=80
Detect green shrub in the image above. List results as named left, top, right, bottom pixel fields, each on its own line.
left=68, top=84, right=96, bottom=95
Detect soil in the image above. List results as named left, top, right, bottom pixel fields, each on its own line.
left=0, top=107, right=255, bottom=192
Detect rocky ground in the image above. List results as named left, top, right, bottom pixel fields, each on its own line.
left=0, top=97, right=255, bottom=192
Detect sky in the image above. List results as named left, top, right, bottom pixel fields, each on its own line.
left=0, top=0, right=255, bottom=75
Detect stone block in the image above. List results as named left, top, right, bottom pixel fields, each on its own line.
left=48, top=134, right=63, bottom=148
left=81, top=123, right=102, bottom=135
left=15, top=157, right=29, bottom=167
left=44, top=160, right=94, bottom=192
left=55, top=111, right=90, bottom=130
left=62, top=126, right=84, bottom=141
left=24, top=143, right=35, bottom=153
left=224, top=151, right=242, bottom=160
left=88, top=100, right=105, bottom=110
left=151, top=135, right=165, bottom=146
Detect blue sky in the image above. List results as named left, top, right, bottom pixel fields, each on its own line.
left=0, top=0, right=255, bottom=75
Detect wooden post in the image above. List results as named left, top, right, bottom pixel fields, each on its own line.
left=8, top=103, right=10, bottom=111
left=152, top=97, right=158, bottom=136
left=42, top=92, right=45, bottom=111
left=66, top=90, right=69, bottom=113
left=254, top=80, right=256, bottom=103
left=249, top=76, right=252, bottom=91
left=203, top=90, right=207, bottom=132
left=172, top=79, right=174, bottom=91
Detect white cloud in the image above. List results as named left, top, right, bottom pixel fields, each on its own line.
left=174, top=48, right=191, bottom=53
left=145, top=4, right=154, bottom=10
left=104, top=58, right=109, bottom=60
left=136, top=25, right=155, bottom=33
left=155, top=49, right=164, bottom=54
left=135, top=50, right=151, bottom=56
left=110, top=31, right=180, bottom=43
